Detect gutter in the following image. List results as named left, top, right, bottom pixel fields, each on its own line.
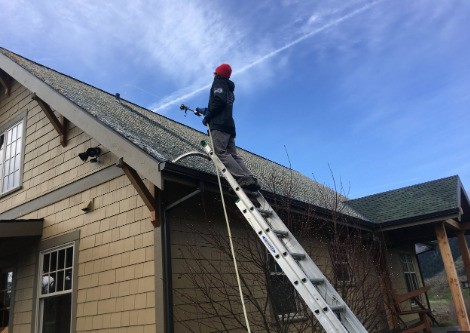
left=374, top=209, right=461, bottom=232
left=159, top=161, right=376, bottom=231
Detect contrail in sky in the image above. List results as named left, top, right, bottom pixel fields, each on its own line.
left=152, top=0, right=382, bottom=113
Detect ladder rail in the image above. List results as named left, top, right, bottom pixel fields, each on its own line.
left=255, top=195, right=367, bottom=331
left=235, top=200, right=350, bottom=332
left=200, top=141, right=368, bottom=333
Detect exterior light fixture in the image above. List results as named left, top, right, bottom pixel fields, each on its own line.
left=78, top=147, right=101, bottom=163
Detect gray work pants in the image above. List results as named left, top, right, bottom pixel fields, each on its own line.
left=210, top=130, right=253, bottom=179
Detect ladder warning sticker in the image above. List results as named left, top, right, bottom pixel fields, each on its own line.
left=261, top=235, right=276, bottom=254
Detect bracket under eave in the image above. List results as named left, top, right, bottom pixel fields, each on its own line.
left=32, top=93, right=68, bottom=147
left=116, top=157, right=160, bottom=227
left=0, top=71, right=11, bottom=96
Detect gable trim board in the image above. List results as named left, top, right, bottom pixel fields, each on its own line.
left=0, top=51, right=162, bottom=189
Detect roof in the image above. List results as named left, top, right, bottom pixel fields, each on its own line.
left=345, top=175, right=469, bottom=227
left=0, top=48, right=362, bottom=219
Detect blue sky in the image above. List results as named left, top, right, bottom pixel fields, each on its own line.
left=1, top=0, right=469, bottom=198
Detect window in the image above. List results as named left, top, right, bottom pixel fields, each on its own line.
left=267, top=253, right=304, bottom=320
left=0, top=119, right=24, bottom=194
left=0, top=270, right=13, bottom=330
left=400, top=254, right=420, bottom=305
left=330, top=245, right=353, bottom=285
left=37, top=244, right=74, bottom=333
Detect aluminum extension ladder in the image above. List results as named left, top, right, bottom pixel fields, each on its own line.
left=201, top=140, right=368, bottom=333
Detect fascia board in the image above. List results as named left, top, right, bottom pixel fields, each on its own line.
left=0, top=53, right=162, bottom=188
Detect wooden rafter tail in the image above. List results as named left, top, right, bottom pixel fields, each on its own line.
left=116, top=157, right=160, bottom=227
left=31, top=93, right=68, bottom=147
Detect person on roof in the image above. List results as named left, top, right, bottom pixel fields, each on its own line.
left=196, top=64, right=260, bottom=191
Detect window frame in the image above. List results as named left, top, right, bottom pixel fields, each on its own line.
left=266, top=252, right=306, bottom=321
left=400, top=253, right=421, bottom=306
left=329, top=243, right=354, bottom=286
left=0, top=269, right=14, bottom=331
left=0, top=114, right=26, bottom=197
left=34, top=231, right=79, bottom=333
left=37, top=243, right=75, bottom=333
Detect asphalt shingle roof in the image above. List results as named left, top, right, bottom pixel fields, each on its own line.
left=345, top=175, right=463, bottom=225
left=1, top=48, right=362, bottom=219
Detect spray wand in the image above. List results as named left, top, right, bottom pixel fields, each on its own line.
left=179, top=104, right=202, bottom=117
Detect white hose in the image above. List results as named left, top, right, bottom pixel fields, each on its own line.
left=207, top=125, right=252, bottom=333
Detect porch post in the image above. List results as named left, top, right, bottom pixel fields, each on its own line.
left=435, top=222, right=470, bottom=329
left=457, top=231, right=470, bottom=284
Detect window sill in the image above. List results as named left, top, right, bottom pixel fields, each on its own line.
left=0, top=185, right=23, bottom=199
left=276, top=312, right=307, bottom=323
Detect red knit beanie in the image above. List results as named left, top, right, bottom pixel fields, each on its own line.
left=215, top=64, right=232, bottom=79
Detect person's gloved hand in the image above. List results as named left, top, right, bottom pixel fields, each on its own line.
left=195, top=107, right=208, bottom=116
left=202, top=116, right=209, bottom=126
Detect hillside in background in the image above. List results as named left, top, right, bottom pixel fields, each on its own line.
left=418, top=235, right=470, bottom=279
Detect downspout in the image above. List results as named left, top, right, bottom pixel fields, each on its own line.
left=160, top=178, right=204, bottom=333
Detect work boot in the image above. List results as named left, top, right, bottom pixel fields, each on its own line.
left=237, top=176, right=260, bottom=192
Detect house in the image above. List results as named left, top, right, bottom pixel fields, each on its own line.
left=1, top=47, right=469, bottom=332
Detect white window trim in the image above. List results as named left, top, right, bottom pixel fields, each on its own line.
left=36, top=242, right=75, bottom=333
left=330, top=244, right=354, bottom=286
left=332, top=253, right=354, bottom=286
left=267, top=252, right=306, bottom=321
left=400, top=253, right=421, bottom=306
left=0, top=114, right=26, bottom=197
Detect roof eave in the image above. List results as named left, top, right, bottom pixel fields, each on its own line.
left=0, top=51, right=163, bottom=189
left=160, top=161, right=375, bottom=231
left=375, top=209, right=461, bottom=232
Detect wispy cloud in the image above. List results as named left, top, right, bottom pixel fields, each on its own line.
left=151, top=0, right=383, bottom=113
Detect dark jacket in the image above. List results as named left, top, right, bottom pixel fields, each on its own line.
left=206, top=75, right=236, bottom=136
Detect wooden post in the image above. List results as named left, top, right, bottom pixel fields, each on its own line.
left=457, top=231, right=470, bottom=284
left=435, top=222, right=470, bottom=329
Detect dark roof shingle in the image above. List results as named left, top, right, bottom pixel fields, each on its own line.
left=0, top=48, right=361, bottom=218
left=345, top=175, right=462, bottom=225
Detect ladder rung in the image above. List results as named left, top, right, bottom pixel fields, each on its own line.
left=310, top=278, right=325, bottom=285
left=256, top=208, right=272, bottom=218
left=273, top=229, right=289, bottom=238
left=330, top=304, right=346, bottom=312
left=291, top=253, right=306, bottom=261
left=201, top=141, right=367, bottom=332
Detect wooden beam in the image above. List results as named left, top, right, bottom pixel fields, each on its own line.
left=435, top=222, right=470, bottom=329
left=445, top=219, right=470, bottom=232
left=0, top=70, right=11, bottom=96
left=459, top=222, right=470, bottom=231
left=31, top=93, right=67, bottom=147
left=445, top=218, right=461, bottom=230
left=116, top=158, right=159, bottom=227
left=457, top=231, right=470, bottom=285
